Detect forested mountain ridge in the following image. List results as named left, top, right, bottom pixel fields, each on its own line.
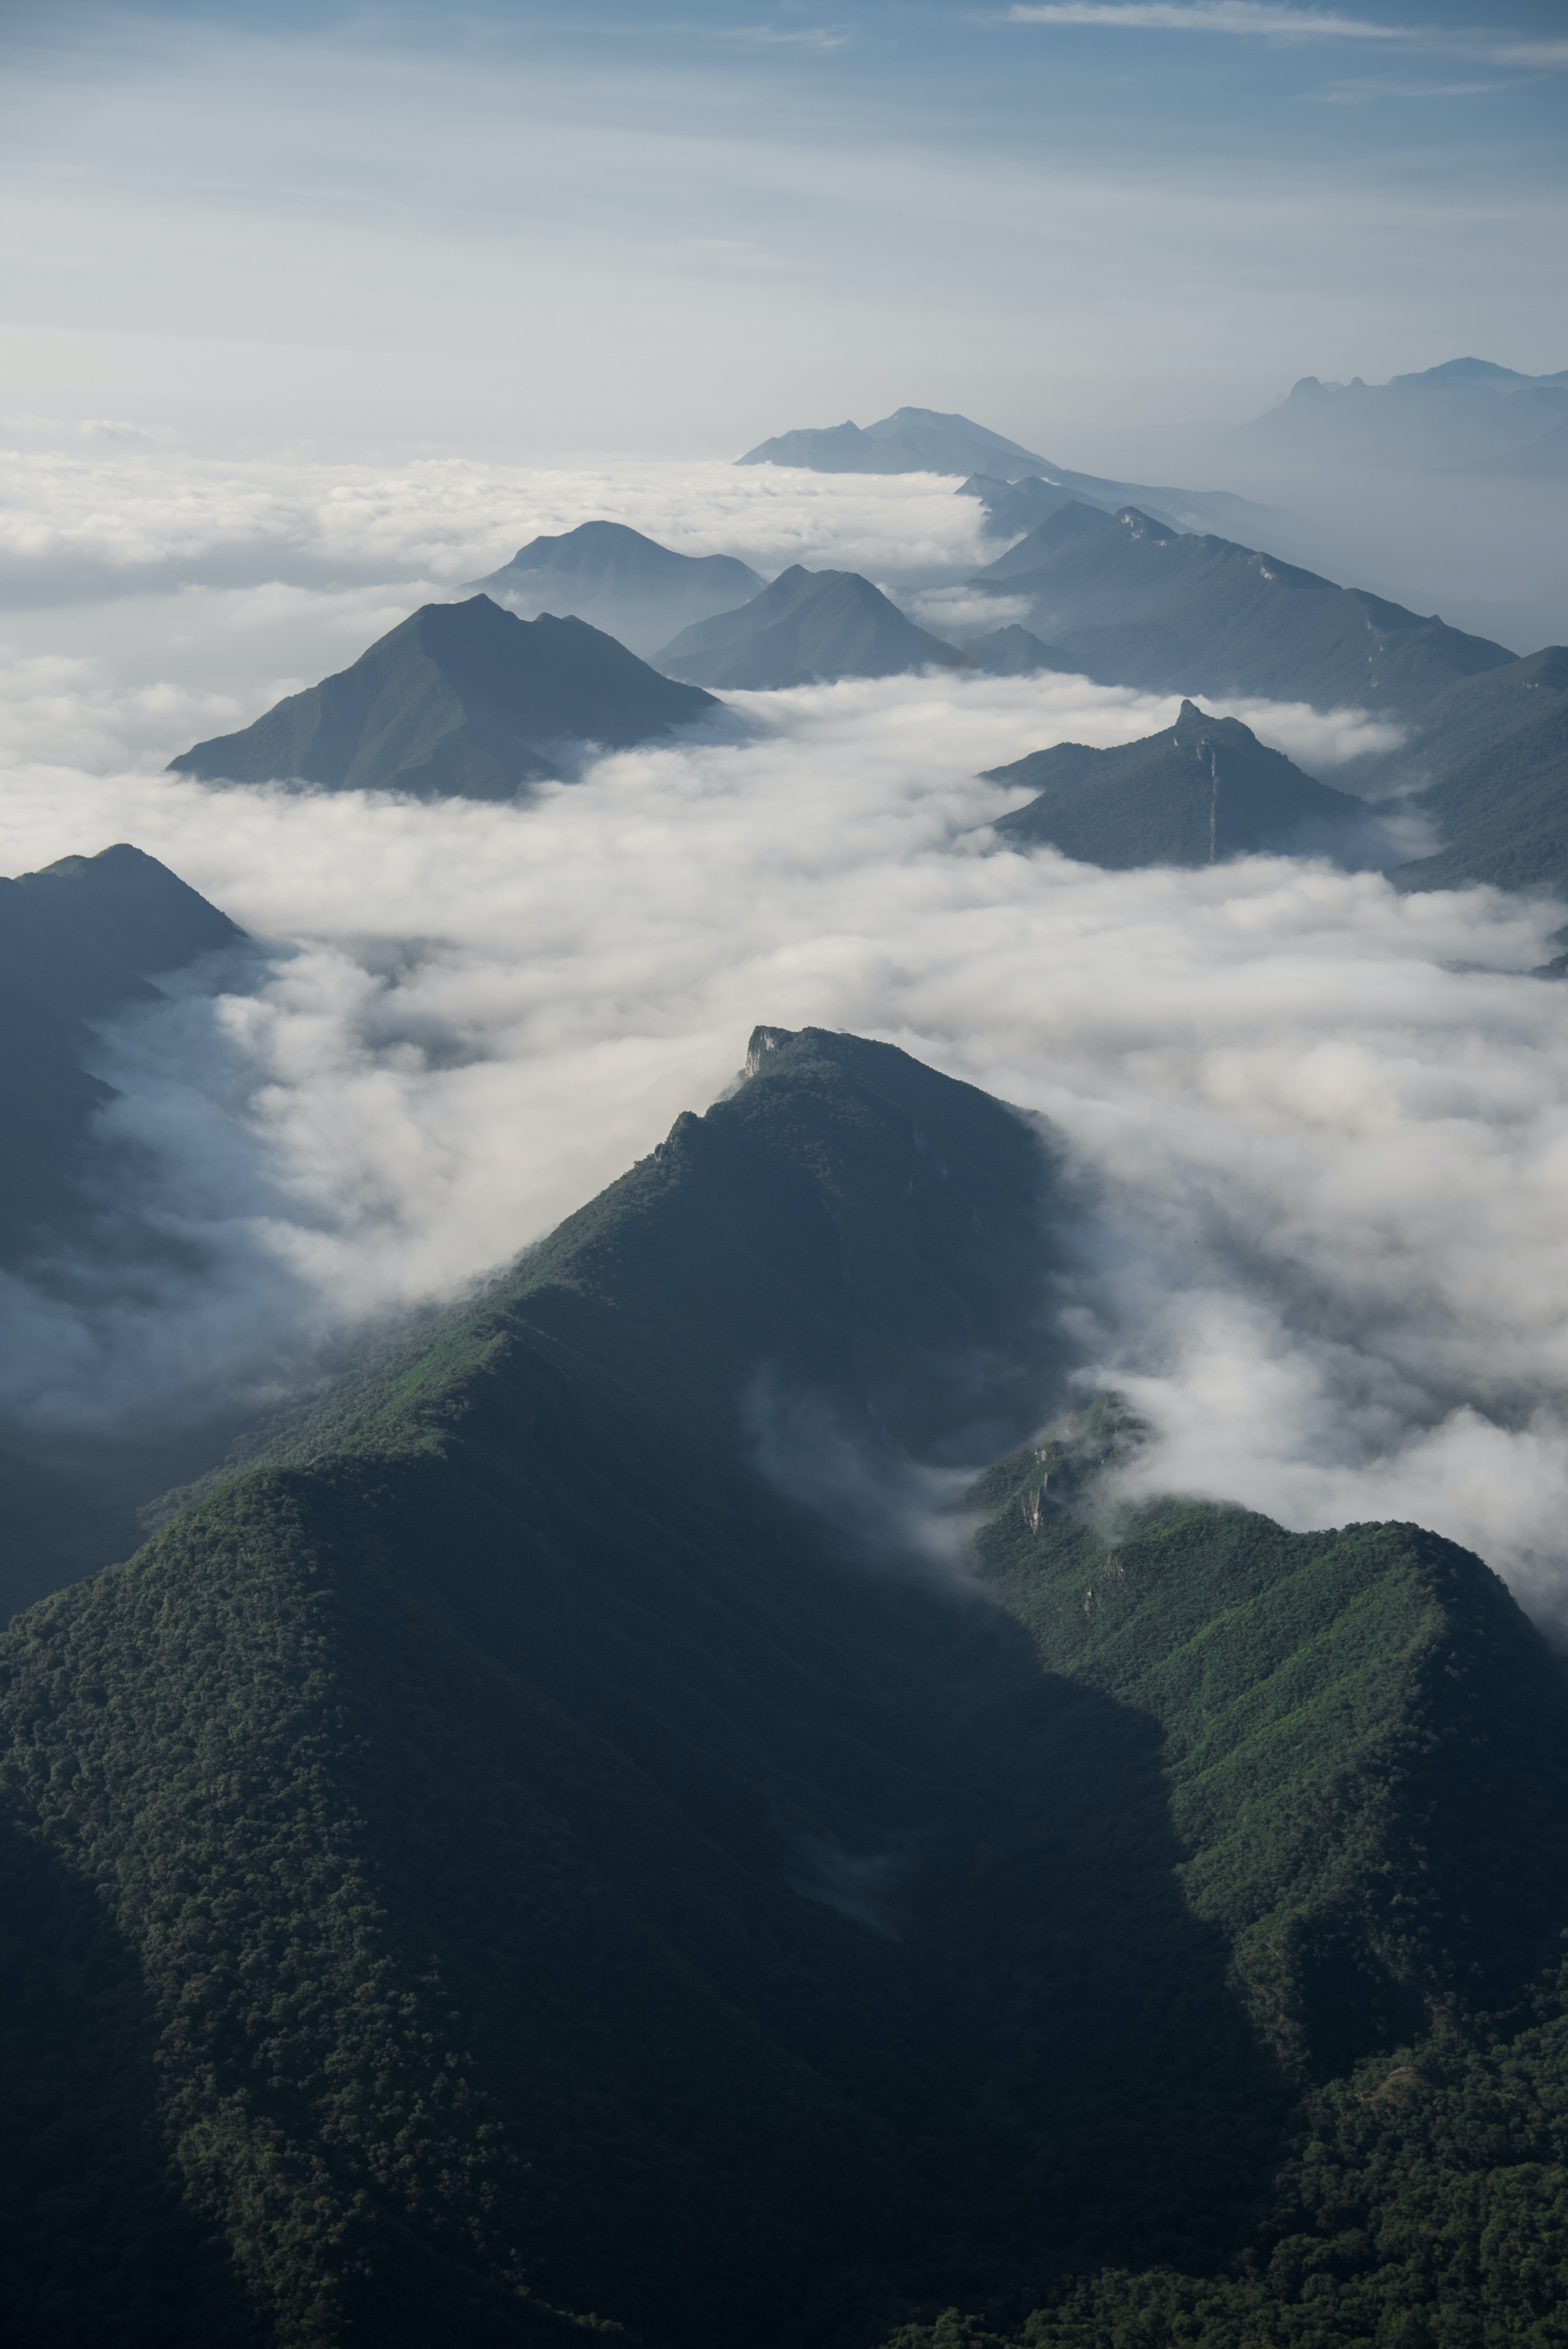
left=5, top=1034, right=1568, bottom=2347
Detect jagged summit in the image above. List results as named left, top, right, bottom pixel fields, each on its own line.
left=985, top=697, right=1362, bottom=869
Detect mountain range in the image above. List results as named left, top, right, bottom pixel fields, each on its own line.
left=738, top=406, right=1275, bottom=536
left=984, top=699, right=1363, bottom=869
left=170, top=596, right=717, bottom=798
left=5, top=1019, right=1568, bottom=2349
left=964, top=503, right=1515, bottom=714
left=462, top=521, right=764, bottom=659
left=657, top=564, right=969, bottom=688
left=1241, top=357, right=1568, bottom=477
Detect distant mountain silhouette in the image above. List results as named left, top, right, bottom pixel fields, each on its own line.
left=1389, top=647, right=1568, bottom=895
left=964, top=625, right=1083, bottom=677
left=170, top=596, right=717, bottom=798
left=0, top=844, right=242, bottom=1266
left=1240, top=357, right=1568, bottom=476
left=657, top=566, right=969, bottom=689
left=738, top=409, right=1276, bottom=537
left=964, top=506, right=1514, bottom=713
left=464, top=521, right=763, bottom=658
left=739, top=406, right=1051, bottom=479
left=985, top=699, right=1362, bottom=869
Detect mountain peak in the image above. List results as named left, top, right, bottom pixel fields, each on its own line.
left=169, top=595, right=716, bottom=798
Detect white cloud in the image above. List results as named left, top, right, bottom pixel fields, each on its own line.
left=5, top=584, right=1568, bottom=1626
left=1006, top=2, right=1413, bottom=38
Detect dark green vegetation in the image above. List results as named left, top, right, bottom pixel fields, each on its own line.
left=966, top=505, right=1515, bottom=715
left=1391, top=649, right=1568, bottom=896
left=656, top=565, right=969, bottom=688
left=462, top=521, right=763, bottom=661
left=170, top=596, right=716, bottom=798
left=7, top=1029, right=1568, bottom=2346
left=0, top=841, right=242, bottom=1266
left=985, top=698, right=1363, bottom=869
left=1240, top=357, right=1568, bottom=478
left=871, top=1421, right=1568, bottom=2348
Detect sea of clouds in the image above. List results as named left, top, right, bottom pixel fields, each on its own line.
left=5, top=452, right=1568, bottom=1624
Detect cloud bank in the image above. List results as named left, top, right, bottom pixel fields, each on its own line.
left=5, top=575, right=1568, bottom=1624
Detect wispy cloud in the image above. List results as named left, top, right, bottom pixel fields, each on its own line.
left=1305, top=77, right=1511, bottom=101
left=1003, top=2, right=1568, bottom=68
left=1005, top=2, right=1414, bottom=38
left=715, top=23, right=851, bottom=48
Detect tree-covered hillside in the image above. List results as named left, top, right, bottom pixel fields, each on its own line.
left=4, top=1038, right=1568, bottom=2349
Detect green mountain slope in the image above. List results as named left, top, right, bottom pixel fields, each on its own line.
left=984, top=699, right=1362, bottom=868
left=655, top=566, right=969, bottom=689
left=7, top=1038, right=1568, bottom=2348
left=170, top=597, right=716, bottom=798
left=966, top=507, right=1515, bottom=714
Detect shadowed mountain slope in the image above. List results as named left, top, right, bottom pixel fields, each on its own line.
left=0, top=843, right=243, bottom=1267
left=8, top=1035, right=1568, bottom=2347
left=967, top=506, right=1515, bottom=714
left=872, top=1422, right=1568, bottom=2349
left=462, top=521, right=763, bottom=659
left=169, top=596, right=716, bottom=799
left=984, top=700, right=1361, bottom=869
left=656, top=566, right=969, bottom=689
left=1393, top=696, right=1568, bottom=898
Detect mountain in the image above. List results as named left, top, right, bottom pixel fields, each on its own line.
left=739, top=406, right=1052, bottom=479
left=983, top=699, right=1362, bottom=868
left=738, top=413, right=1273, bottom=538
left=876, top=1427, right=1568, bottom=2349
left=1371, top=648, right=1568, bottom=895
left=1240, top=357, right=1568, bottom=476
left=169, top=596, right=717, bottom=798
left=964, top=624, right=1083, bottom=677
left=966, top=504, right=1516, bottom=714
left=656, top=565, right=969, bottom=689
left=959, top=472, right=1179, bottom=538
left=462, top=521, right=764, bottom=659
left=976, top=499, right=1117, bottom=568
left=0, top=842, right=243, bottom=1268
left=7, top=1029, right=1568, bottom=2349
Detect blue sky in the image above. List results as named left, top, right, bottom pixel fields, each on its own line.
left=0, top=0, right=1563, bottom=460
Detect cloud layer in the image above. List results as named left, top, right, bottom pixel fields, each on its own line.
left=5, top=563, right=1568, bottom=1625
